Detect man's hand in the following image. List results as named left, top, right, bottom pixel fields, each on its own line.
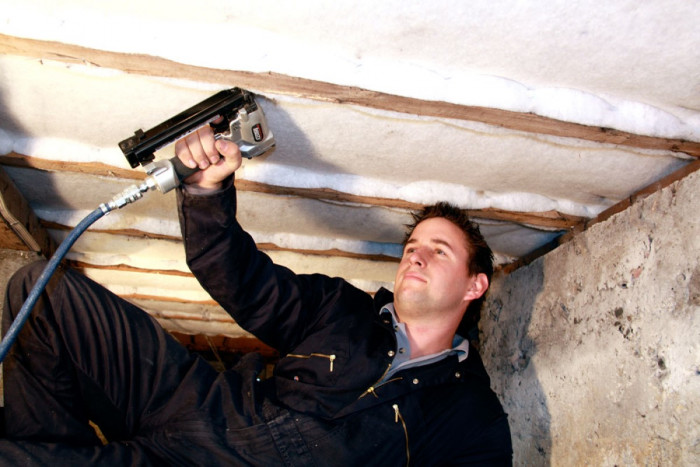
left=175, top=124, right=242, bottom=191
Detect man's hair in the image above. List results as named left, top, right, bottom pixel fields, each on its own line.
left=403, top=202, right=494, bottom=338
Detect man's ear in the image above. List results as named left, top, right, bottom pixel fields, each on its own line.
left=463, top=273, right=489, bottom=302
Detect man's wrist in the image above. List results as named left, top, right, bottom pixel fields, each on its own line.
left=182, top=182, right=223, bottom=195
left=181, top=174, right=234, bottom=196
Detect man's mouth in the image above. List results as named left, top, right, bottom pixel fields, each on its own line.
left=402, top=272, right=427, bottom=283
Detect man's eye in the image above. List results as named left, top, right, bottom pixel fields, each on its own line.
left=436, top=249, right=445, bottom=255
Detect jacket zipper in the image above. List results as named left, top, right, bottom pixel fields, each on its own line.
left=286, top=352, right=336, bottom=372
left=359, top=363, right=394, bottom=399
left=359, top=375, right=403, bottom=399
left=393, top=404, right=410, bottom=466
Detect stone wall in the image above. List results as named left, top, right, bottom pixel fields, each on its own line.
left=480, top=169, right=699, bottom=465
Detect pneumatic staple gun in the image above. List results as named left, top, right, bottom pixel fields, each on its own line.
left=117, top=87, right=275, bottom=199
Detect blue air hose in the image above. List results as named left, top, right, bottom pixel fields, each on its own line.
left=0, top=207, right=106, bottom=363
left=0, top=181, right=151, bottom=364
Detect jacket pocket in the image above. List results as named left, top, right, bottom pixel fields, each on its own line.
left=287, top=352, right=337, bottom=372
left=279, top=346, right=348, bottom=386
left=393, top=403, right=410, bottom=466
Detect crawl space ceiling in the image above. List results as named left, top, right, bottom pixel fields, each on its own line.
left=0, top=1, right=698, bottom=355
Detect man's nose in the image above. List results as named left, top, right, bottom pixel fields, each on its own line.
left=409, top=248, right=426, bottom=267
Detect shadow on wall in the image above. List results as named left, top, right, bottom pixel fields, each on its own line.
left=0, top=78, right=67, bottom=233
left=480, top=259, right=552, bottom=465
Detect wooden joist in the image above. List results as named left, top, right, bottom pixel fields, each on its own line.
left=0, top=166, right=54, bottom=255
left=0, top=153, right=584, bottom=230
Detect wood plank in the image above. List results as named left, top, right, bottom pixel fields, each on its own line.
left=67, top=261, right=382, bottom=303
left=67, top=259, right=195, bottom=277
left=235, top=180, right=584, bottom=230
left=168, top=331, right=278, bottom=359
left=0, top=216, right=29, bottom=250
left=562, top=157, right=700, bottom=238
left=499, top=158, right=700, bottom=274
left=0, top=153, right=584, bottom=230
left=1, top=33, right=698, bottom=158
left=0, top=153, right=143, bottom=180
left=0, top=166, right=55, bottom=255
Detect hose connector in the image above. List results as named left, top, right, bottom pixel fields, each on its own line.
left=100, top=182, right=150, bottom=213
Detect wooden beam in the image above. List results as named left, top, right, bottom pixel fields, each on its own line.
left=55, top=221, right=400, bottom=263
left=498, top=158, right=700, bottom=274
left=0, top=166, right=55, bottom=255
left=168, top=331, right=278, bottom=359
left=0, top=153, right=584, bottom=230
left=67, top=259, right=195, bottom=278
left=67, top=261, right=383, bottom=301
left=561, top=157, right=700, bottom=239
left=0, top=153, right=141, bottom=180
left=236, top=180, right=583, bottom=230
left=1, top=33, right=698, bottom=158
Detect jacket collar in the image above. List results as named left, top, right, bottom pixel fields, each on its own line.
left=373, top=287, right=394, bottom=312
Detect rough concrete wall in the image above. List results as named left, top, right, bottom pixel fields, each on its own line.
left=480, top=168, right=700, bottom=466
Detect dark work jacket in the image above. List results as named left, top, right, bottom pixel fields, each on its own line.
left=177, top=178, right=512, bottom=465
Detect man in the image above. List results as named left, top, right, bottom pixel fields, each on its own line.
left=1, top=126, right=512, bottom=465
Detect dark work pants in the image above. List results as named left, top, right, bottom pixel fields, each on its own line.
left=0, top=261, right=300, bottom=466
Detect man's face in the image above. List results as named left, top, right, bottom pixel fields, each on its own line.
left=394, top=217, right=482, bottom=321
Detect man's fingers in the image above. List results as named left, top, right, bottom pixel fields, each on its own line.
left=215, top=139, right=237, bottom=158
left=174, top=124, right=241, bottom=189
left=174, top=138, right=197, bottom=169
left=182, top=127, right=221, bottom=169
left=198, top=126, right=221, bottom=165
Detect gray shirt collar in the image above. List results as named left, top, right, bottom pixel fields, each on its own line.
left=380, top=303, right=469, bottom=381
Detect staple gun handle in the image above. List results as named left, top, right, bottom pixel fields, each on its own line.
left=170, top=156, right=200, bottom=182
left=141, top=156, right=201, bottom=194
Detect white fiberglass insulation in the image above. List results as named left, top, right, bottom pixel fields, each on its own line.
left=2, top=0, right=698, bottom=138
left=0, top=57, right=690, bottom=217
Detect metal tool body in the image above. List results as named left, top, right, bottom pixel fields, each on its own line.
left=119, top=88, right=275, bottom=193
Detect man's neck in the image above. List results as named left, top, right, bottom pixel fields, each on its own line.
left=401, top=318, right=458, bottom=359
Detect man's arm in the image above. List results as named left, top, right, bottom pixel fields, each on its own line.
left=174, top=126, right=342, bottom=353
